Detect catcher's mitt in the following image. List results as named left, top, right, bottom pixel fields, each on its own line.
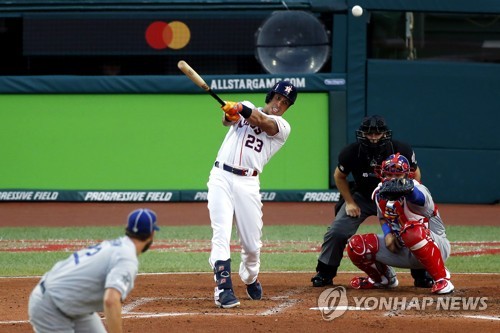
left=379, top=178, right=414, bottom=200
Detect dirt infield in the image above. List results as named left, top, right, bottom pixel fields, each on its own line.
left=2, top=273, right=499, bottom=332
left=0, top=202, right=499, bottom=332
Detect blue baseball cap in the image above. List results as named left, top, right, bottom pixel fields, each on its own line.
left=126, top=208, right=159, bottom=236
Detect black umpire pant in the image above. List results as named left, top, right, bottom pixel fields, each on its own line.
left=318, top=192, right=376, bottom=277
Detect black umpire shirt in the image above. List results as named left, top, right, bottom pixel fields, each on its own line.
left=337, top=140, right=418, bottom=199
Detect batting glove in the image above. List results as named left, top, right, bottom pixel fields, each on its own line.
left=224, top=112, right=241, bottom=122
left=221, top=101, right=238, bottom=114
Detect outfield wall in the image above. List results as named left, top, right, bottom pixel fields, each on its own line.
left=0, top=92, right=332, bottom=199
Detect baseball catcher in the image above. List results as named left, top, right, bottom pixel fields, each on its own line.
left=346, top=153, right=454, bottom=294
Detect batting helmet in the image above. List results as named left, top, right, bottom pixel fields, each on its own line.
left=355, top=115, right=392, bottom=148
left=380, top=153, right=410, bottom=178
left=265, top=81, right=297, bottom=105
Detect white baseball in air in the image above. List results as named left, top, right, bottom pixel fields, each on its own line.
left=352, top=5, right=363, bottom=17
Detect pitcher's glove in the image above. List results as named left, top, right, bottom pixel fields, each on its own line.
left=379, top=178, right=414, bottom=200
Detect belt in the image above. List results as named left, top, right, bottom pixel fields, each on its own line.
left=215, top=161, right=258, bottom=177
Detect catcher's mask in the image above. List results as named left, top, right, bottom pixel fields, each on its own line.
left=377, top=153, right=411, bottom=179
left=265, top=81, right=297, bottom=105
left=356, top=115, right=392, bottom=150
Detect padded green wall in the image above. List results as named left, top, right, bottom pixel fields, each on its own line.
left=0, top=93, right=329, bottom=190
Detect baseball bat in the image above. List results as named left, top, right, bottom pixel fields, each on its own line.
left=177, top=60, right=226, bottom=106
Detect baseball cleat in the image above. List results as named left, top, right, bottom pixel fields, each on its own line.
left=214, top=287, right=240, bottom=309
left=311, top=272, right=333, bottom=287
left=246, top=280, right=263, bottom=300
left=350, top=276, right=399, bottom=290
left=414, top=277, right=434, bottom=288
left=431, top=279, right=454, bottom=294
left=411, top=269, right=434, bottom=288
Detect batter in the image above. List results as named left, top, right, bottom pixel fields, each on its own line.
left=208, top=81, right=298, bottom=308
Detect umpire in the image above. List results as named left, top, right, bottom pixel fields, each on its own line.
left=311, top=115, right=433, bottom=288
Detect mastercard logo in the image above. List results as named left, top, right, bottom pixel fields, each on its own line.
left=145, top=21, right=191, bottom=50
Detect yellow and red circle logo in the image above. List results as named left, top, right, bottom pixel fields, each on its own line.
left=145, top=21, right=191, bottom=50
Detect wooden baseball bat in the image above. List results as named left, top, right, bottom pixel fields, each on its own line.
left=177, top=60, right=226, bottom=106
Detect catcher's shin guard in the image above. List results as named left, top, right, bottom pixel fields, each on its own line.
left=400, top=222, right=448, bottom=282
left=347, top=234, right=396, bottom=286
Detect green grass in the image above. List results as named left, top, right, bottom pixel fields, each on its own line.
left=2, top=225, right=499, bottom=242
left=0, top=225, right=498, bottom=276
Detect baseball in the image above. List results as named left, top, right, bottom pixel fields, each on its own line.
left=352, top=5, right=363, bottom=17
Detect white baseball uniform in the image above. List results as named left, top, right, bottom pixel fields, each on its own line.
left=208, top=101, right=291, bottom=284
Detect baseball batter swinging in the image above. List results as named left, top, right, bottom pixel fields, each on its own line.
left=28, top=208, right=159, bottom=332
left=208, top=81, right=298, bottom=308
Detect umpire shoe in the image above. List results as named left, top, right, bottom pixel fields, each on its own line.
left=246, top=280, right=263, bottom=300
left=414, top=277, right=434, bottom=288
left=311, top=272, right=334, bottom=287
left=411, top=269, right=434, bottom=288
left=214, top=287, right=240, bottom=309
